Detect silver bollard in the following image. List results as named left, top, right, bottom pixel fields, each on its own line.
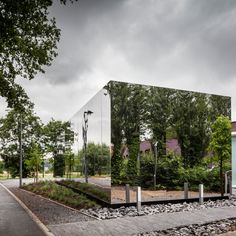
left=136, top=186, right=141, bottom=212
left=225, top=173, right=228, bottom=194
left=229, top=178, right=232, bottom=195
left=125, top=184, right=130, bottom=203
left=199, top=184, right=204, bottom=204
left=184, top=182, right=188, bottom=199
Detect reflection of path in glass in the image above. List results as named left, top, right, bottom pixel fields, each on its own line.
left=73, top=176, right=111, bottom=188
left=111, top=186, right=221, bottom=203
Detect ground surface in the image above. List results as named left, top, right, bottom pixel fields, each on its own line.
left=2, top=178, right=236, bottom=236
left=48, top=207, right=236, bottom=236
left=10, top=187, right=93, bottom=225
left=0, top=183, right=45, bottom=236
left=111, top=186, right=220, bottom=203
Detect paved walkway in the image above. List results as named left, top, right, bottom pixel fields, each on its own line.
left=49, top=207, right=236, bottom=236
left=0, top=183, right=46, bottom=236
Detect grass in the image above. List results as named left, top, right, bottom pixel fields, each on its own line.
left=0, top=173, right=11, bottom=180
left=21, top=181, right=99, bottom=209
left=60, top=179, right=110, bottom=202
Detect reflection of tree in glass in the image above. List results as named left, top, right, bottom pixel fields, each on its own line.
left=77, top=143, right=110, bottom=177
left=107, top=81, right=231, bottom=193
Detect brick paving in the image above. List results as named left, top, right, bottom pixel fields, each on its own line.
left=48, top=206, right=236, bottom=236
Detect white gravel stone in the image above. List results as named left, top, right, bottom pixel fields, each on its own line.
left=81, top=198, right=236, bottom=221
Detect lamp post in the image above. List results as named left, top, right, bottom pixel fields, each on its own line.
left=154, top=141, right=158, bottom=190
left=83, top=110, right=93, bottom=183
left=19, top=114, right=23, bottom=187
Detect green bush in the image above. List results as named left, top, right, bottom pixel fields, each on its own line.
left=22, top=181, right=99, bottom=209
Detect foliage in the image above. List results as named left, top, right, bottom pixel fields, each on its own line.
left=22, top=181, right=98, bottom=209
left=111, top=151, right=123, bottom=185
left=171, top=91, right=211, bottom=167
left=0, top=106, right=42, bottom=177
left=147, top=87, right=173, bottom=156
left=0, top=160, right=4, bottom=174
left=0, top=0, right=77, bottom=109
left=77, top=142, right=110, bottom=177
left=25, top=143, right=43, bottom=182
left=64, top=150, right=74, bottom=178
left=209, top=115, right=231, bottom=196
left=108, top=81, right=231, bottom=195
left=43, top=119, right=74, bottom=177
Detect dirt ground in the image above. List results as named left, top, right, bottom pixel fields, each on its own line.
left=111, top=186, right=221, bottom=203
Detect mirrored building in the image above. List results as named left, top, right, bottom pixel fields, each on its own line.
left=70, top=81, right=231, bottom=204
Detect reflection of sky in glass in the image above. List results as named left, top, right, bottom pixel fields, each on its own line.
left=70, top=88, right=110, bottom=154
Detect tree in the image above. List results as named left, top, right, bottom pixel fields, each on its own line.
left=77, top=143, right=110, bottom=177
left=0, top=105, right=42, bottom=177
left=106, top=81, right=148, bottom=185
left=25, top=143, right=43, bottom=182
left=147, top=86, right=173, bottom=157
left=171, top=91, right=211, bottom=167
left=0, top=0, right=76, bottom=109
left=209, top=115, right=231, bottom=196
left=64, top=149, right=74, bottom=179
left=209, top=95, right=231, bottom=122
left=43, top=119, right=74, bottom=177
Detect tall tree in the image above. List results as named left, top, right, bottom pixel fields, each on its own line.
left=147, top=86, right=173, bottom=157
left=43, top=119, right=73, bottom=177
left=209, top=115, right=231, bottom=196
left=209, top=95, right=231, bottom=122
left=107, top=81, right=148, bottom=185
left=25, top=143, right=43, bottom=182
left=0, top=105, right=42, bottom=177
left=0, top=0, right=76, bottom=109
left=171, top=91, right=210, bottom=167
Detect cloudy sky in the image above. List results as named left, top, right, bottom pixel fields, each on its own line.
left=1, top=0, right=236, bottom=123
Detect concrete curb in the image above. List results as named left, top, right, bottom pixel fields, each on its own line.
left=20, top=188, right=100, bottom=221
left=0, top=183, right=54, bottom=236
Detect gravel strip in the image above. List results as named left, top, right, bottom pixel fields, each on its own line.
left=134, top=218, right=236, bottom=236
left=81, top=197, right=236, bottom=220
left=10, top=187, right=95, bottom=225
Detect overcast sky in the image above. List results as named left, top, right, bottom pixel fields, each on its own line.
left=1, top=0, right=236, bottom=123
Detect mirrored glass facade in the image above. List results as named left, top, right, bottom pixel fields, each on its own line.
left=232, top=133, right=236, bottom=188
left=71, top=81, right=231, bottom=204
left=70, top=88, right=111, bottom=203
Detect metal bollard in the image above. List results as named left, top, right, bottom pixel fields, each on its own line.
left=225, top=173, right=228, bottom=194
left=125, top=184, right=130, bottom=203
left=136, top=186, right=141, bottom=212
left=184, top=182, right=188, bottom=199
left=229, top=178, right=232, bottom=195
left=199, top=184, right=204, bottom=204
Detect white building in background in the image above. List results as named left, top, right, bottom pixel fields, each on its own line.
left=232, top=122, right=236, bottom=188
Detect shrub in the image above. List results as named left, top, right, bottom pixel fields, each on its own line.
left=22, top=181, right=98, bottom=209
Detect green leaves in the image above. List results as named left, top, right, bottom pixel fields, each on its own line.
left=0, top=0, right=77, bottom=109
left=208, top=115, right=231, bottom=196
left=0, top=106, right=42, bottom=177
left=209, top=115, right=231, bottom=159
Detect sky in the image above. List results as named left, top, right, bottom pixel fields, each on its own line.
left=1, top=0, right=236, bottom=123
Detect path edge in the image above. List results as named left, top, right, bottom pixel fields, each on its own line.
left=20, top=188, right=100, bottom=220
left=0, top=183, right=54, bottom=236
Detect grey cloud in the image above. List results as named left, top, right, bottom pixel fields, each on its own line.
left=31, top=0, right=236, bottom=122
left=46, top=0, right=236, bottom=84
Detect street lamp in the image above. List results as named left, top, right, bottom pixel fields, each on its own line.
left=83, top=110, right=93, bottom=183
left=154, top=141, right=158, bottom=190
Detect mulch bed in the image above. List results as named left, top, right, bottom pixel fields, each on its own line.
left=9, top=187, right=95, bottom=225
